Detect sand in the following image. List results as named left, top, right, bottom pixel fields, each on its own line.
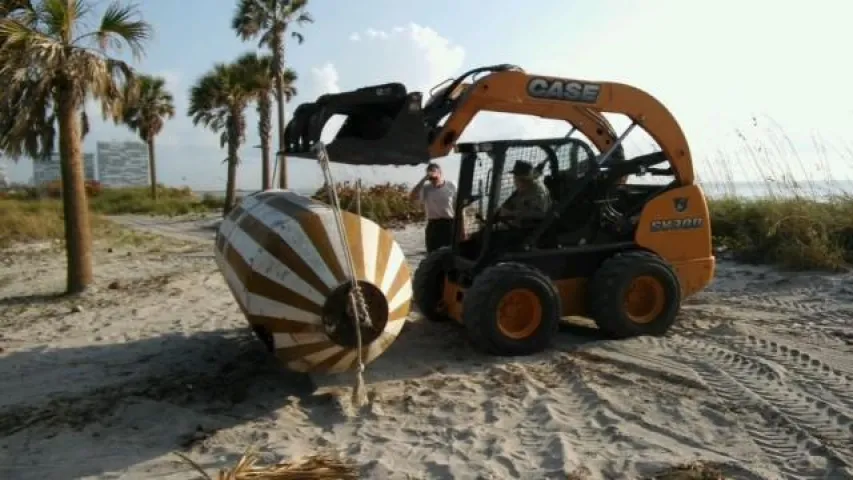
left=1, top=214, right=852, bottom=480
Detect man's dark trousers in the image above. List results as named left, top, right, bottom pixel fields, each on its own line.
left=425, top=218, right=454, bottom=253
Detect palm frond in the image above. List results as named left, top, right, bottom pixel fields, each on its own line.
left=294, top=11, right=313, bottom=26
left=90, top=1, right=152, bottom=60
left=232, top=0, right=312, bottom=50
left=176, top=446, right=359, bottom=480
left=80, top=108, right=89, bottom=137
left=0, top=0, right=152, bottom=160
left=122, top=73, right=174, bottom=141
left=282, top=67, right=297, bottom=100
left=231, top=0, right=269, bottom=40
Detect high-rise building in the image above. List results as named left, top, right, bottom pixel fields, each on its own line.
left=32, top=152, right=97, bottom=185
left=96, top=141, right=149, bottom=187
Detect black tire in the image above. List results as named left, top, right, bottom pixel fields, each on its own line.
left=462, top=262, right=560, bottom=356
left=588, top=251, right=681, bottom=339
left=412, top=247, right=453, bottom=322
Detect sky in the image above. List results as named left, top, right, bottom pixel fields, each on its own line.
left=3, top=0, right=853, bottom=191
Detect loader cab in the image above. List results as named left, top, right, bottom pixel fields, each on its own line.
left=447, top=135, right=679, bottom=278
left=450, top=137, right=595, bottom=264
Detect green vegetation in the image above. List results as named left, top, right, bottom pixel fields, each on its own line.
left=312, top=181, right=425, bottom=228
left=121, top=73, right=177, bottom=201
left=232, top=0, right=313, bottom=189
left=89, top=185, right=225, bottom=215
left=709, top=195, right=853, bottom=270
left=313, top=181, right=853, bottom=272
left=0, top=0, right=154, bottom=293
left=187, top=61, right=257, bottom=216
left=0, top=185, right=224, bottom=248
left=3, top=179, right=853, bottom=271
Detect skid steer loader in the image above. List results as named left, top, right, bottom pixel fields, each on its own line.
left=284, top=64, right=716, bottom=356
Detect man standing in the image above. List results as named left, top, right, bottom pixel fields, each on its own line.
left=410, top=162, right=456, bottom=253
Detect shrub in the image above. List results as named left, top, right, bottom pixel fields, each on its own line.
left=43, top=179, right=103, bottom=198
left=0, top=198, right=115, bottom=248
left=4, top=174, right=853, bottom=271
left=709, top=196, right=853, bottom=270
left=310, top=179, right=853, bottom=271
left=312, top=181, right=424, bottom=228
left=80, top=185, right=225, bottom=216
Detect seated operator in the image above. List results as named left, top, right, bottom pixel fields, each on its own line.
left=497, top=160, right=551, bottom=227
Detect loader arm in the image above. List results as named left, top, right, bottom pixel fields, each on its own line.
left=282, top=66, right=690, bottom=183
left=430, top=70, right=694, bottom=184
left=419, top=65, right=620, bottom=159
left=425, top=86, right=620, bottom=159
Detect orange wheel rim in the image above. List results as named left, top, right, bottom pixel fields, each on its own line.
left=623, top=275, right=666, bottom=324
left=496, top=288, right=542, bottom=340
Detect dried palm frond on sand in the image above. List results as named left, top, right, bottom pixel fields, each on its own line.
left=642, top=460, right=727, bottom=480
left=175, top=447, right=359, bottom=480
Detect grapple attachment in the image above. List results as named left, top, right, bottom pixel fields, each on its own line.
left=284, top=82, right=431, bottom=166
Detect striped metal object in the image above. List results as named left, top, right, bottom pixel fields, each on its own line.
left=214, top=189, right=412, bottom=374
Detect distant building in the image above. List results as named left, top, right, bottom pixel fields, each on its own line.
left=32, top=152, right=97, bottom=186
left=97, top=141, right=149, bottom=187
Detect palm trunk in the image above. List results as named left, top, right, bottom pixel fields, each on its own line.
left=147, top=136, right=157, bottom=200
left=272, top=29, right=287, bottom=189
left=258, top=95, right=272, bottom=190
left=57, top=83, right=94, bottom=294
left=224, top=151, right=238, bottom=217
left=223, top=114, right=240, bottom=217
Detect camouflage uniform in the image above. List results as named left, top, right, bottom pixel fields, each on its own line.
left=500, top=180, right=551, bottom=225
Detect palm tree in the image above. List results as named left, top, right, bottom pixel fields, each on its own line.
left=0, top=0, right=152, bottom=294
left=188, top=62, right=254, bottom=216
left=234, top=52, right=297, bottom=191
left=232, top=0, right=313, bottom=190
left=123, top=74, right=175, bottom=200
left=0, top=0, right=91, bottom=157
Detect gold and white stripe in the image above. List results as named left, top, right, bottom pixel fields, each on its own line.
left=214, top=189, right=412, bottom=374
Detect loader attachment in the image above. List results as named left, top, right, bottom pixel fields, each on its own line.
left=283, top=82, right=432, bottom=166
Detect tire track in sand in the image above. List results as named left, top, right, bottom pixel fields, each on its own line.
left=721, top=290, right=853, bottom=328
left=670, top=336, right=853, bottom=479
left=522, top=359, right=763, bottom=477
left=513, top=370, right=609, bottom=476
left=716, top=334, right=853, bottom=410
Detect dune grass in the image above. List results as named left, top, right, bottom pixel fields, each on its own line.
left=709, top=195, right=853, bottom=270
left=314, top=180, right=853, bottom=271
left=0, top=185, right=224, bottom=248
left=4, top=181, right=852, bottom=271
left=89, top=185, right=225, bottom=215
left=3, top=182, right=225, bottom=215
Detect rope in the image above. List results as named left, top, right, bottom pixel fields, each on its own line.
left=311, top=141, right=371, bottom=409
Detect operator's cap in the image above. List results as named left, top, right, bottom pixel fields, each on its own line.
left=509, top=160, right=534, bottom=177
left=426, top=162, right=441, bottom=172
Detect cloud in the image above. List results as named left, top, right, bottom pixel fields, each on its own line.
left=364, top=28, right=388, bottom=40
left=305, top=23, right=577, bottom=188
left=311, top=63, right=341, bottom=95
left=327, top=8, right=853, bottom=186
left=522, top=0, right=853, bottom=182
left=348, top=33, right=360, bottom=42
left=346, top=23, right=464, bottom=94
